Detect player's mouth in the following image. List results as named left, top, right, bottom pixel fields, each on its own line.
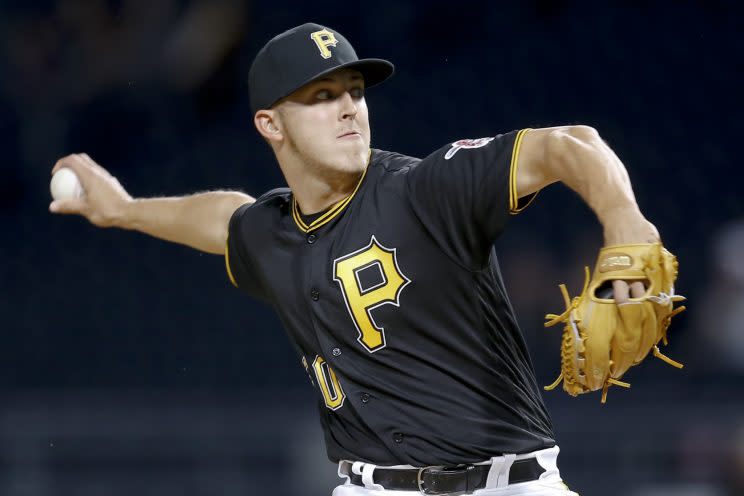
left=337, top=131, right=362, bottom=140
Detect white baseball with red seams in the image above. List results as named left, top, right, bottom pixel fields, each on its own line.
left=50, top=167, right=84, bottom=201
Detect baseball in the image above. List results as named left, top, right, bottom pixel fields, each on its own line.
left=50, top=168, right=84, bottom=201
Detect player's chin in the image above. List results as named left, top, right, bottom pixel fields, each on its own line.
left=334, top=141, right=365, bottom=159
left=330, top=154, right=366, bottom=175
left=336, top=135, right=366, bottom=149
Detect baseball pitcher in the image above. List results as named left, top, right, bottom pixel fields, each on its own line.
left=50, top=23, right=684, bottom=496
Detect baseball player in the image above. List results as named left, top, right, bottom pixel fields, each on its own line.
left=50, top=23, right=683, bottom=495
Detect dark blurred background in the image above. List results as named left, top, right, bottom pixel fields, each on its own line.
left=0, top=1, right=741, bottom=495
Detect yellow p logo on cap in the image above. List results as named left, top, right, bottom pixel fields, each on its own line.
left=310, top=28, right=339, bottom=59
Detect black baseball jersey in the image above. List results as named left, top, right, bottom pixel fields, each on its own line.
left=226, top=129, right=555, bottom=466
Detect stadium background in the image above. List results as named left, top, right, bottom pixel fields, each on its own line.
left=0, top=1, right=741, bottom=495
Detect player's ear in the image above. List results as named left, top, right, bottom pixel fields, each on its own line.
left=254, top=109, right=283, bottom=143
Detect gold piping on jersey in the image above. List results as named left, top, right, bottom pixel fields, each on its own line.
left=509, top=128, right=539, bottom=215
left=224, top=236, right=238, bottom=288
left=291, top=149, right=372, bottom=233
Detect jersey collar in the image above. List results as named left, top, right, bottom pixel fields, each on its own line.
left=291, top=150, right=372, bottom=234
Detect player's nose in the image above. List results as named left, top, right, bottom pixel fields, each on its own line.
left=339, top=91, right=358, bottom=120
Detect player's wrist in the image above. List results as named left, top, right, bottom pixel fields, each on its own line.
left=110, top=197, right=139, bottom=230
left=599, top=204, right=658, bottom=246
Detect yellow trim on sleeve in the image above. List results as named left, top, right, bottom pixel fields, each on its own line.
left=291, top=149, right=371, bottom=233
left=224, top=236, right=238, bottom=288
left=509, top=128, right=539, bottom=215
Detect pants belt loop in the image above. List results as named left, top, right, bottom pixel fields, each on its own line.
left=485, top=453, right=516, bottom=489
left=361, top=462, right=384, bottom=490
left=534, top=445, right=561, bottom=483
left=337, top=460, right=352, bottom=484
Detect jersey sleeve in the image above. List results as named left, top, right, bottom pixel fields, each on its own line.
left=406, top=129, right=537, bottom=269
left=224, top=203, right=267, bottom=300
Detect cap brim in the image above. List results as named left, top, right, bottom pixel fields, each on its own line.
left=269, top=58, right=394, bottom=109
left=338, top=58, right=395, bottom=89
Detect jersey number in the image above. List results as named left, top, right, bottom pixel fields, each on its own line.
left=304, top=355, right=346, bottom=410
left=333, top=236, right=411, bottom=353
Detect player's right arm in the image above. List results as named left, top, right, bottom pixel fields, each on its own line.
left=49, top=153, right=254, bottom=255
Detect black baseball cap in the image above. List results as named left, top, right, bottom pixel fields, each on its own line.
left=248, top=23, right=394, bottom=114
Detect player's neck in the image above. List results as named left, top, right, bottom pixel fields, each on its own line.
left=278, top=154, right=365, bottom=215
left=288, top=169, right=362, bottom=214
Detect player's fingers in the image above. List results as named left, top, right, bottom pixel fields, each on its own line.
left=78, top=153, right=113, bottom=177
left=612, top=280, right=630, bottom=304
left=49, top=198, right=86, bottom=215
left=612, top=280, right=653, bottom=376
left=52, top=154, right=92, bottom=181
left=52, top=154, right=106, bottom=194
left=612, top=302, right=642, bottom=376
left=635, top=306, right=658, bottom=363
left=52, top=154, right=82, bottom=175
left=629, top=281, right=645, bottom=299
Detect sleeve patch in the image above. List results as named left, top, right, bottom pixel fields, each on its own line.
left=444, top=137, right=495, bottom=160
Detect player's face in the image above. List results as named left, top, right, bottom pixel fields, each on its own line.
left=276, top=69, right=370, bottom=176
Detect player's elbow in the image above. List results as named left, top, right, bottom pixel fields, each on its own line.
left=562, top=124, right=600, bottom=142
left=205, top=225, right=230, bottom=255
left=547, top=125, right=600, bottom=149
left=546, top=125, right=602, bottom=165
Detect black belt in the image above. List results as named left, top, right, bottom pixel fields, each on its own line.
left=349, top=457, right=545, bottom=495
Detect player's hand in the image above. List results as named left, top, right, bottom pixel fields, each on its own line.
left=49, top=153, right=133, bottom=228
left=601, top=207, right=661, bottom=304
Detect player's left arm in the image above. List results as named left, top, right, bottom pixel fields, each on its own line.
left=515, top=125, right=658, bottom=301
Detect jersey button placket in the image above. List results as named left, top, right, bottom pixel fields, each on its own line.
left=306, top=233, right=317, bottom=244
left=310, top=288, right=320, bottom=301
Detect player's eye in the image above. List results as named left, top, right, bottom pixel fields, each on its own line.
left=350, top=87, right=365, bottom=99
left=315, top=89, right=333, bottom=101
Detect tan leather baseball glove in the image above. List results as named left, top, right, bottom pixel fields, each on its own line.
left=543, top=243, right=686, bottom=403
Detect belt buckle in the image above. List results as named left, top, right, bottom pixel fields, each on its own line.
left=417, top=465, right=472, bottom=495
left=416, top=466, right=445, bottom=495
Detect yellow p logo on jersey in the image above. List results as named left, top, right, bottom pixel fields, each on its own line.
left=310, top=28, right=339, bottom=59
left=334, top=236, right=411, bottom=353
